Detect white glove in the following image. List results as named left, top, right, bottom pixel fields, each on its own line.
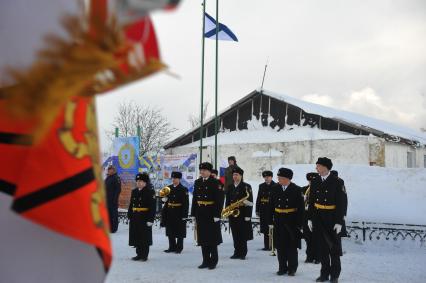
left=303, top=195, right=307, bottom=202
left=213, top=217, right=220, bottom=222
left=146, top=222, right=153, bottom=227
left=244, top=217, right=250, bottom=222
left=333, top=224, right=342, bottom=234
left=161, top=197, right=168, bottom=202
left=243, top=200, right=253, bottom=206
left=191, top=216, right=196, bottom=222
left=307, top=220, right=313, bottom=232
left=268, top=224, right=273, bottom=229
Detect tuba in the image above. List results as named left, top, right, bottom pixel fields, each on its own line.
left=221, top=189, right=250, bottom=218
left=159, top=186, right=171, bottom=198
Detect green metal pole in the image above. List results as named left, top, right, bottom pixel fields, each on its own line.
left=115, top=127, right=119, bottom=138
left=199, top=0, right=206, bottom=164
left=214, top=0, right=219, bottom=170
left=137, top=125, right=141, bottom=137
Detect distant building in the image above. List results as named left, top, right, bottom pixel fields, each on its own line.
left=165, top=89, right=426, bottom=180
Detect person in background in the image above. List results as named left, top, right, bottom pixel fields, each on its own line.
left=105, top=165, right=121, bottom=233
left=224, top=156, right=238, bottom=192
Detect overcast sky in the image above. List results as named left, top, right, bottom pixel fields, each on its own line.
left=96, top=0, right=426, bottom=153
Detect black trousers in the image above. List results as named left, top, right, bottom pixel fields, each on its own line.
left=168, top=236, right=184, bottom=251
left=231, top=227, right=248, bottom=257
left=263, top=233, right=270, bottom=249
left=319, top=236, right=341, bottom=279
left=201, top=245, right=218, bottom=267
left=303, top=224, right=319, bottom=261
left=136, top=245, right=149, bottom=259
left=109, top=208, right=119, bottom=233
left=276, top=244, right=298, bottom=273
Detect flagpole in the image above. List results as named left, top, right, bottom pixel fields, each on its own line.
left=199, top=0, right=206, bottom=164
left=214, top=0, right=219, bottom=170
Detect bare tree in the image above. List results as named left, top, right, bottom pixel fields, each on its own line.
left=188, top=101, right=210, bottom=128
left=107, top=101, right=177, bottom=156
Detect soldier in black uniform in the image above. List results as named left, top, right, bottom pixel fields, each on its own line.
left=127, top=173, right=156, bottom=261
left=267, top=168, right=304, bottom=276
left=105, top=165, right=121, bottom=233
left=256, top=170, right=275, bottom=251
left=191, top=162, right=224, bottom=270
left=307, top=158, right=346, bottom=283
left=161, top=171, right=189, bottom=254
left=225, top=167, right=254, bottom=260
left=211, top=169, right=219, bottom=179
left=301, top=172, right=320, bottom=263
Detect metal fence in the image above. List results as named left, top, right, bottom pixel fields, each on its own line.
left=118, top=211, right=426, bottom=245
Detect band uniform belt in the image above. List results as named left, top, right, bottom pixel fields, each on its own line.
left=168, top=203, right=183, bottom=207
left=314, top=203, right=336, bottom=210
left=274, top=208, right=297, bottom=213
left=197, top=201, right=214, bottom=206
left=133, top=207, right=149, bottom=212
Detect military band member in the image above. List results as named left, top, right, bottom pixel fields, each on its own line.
left=267, top=168, right=304, bottom=276
left=225, top=167, right=254, bottom=260
left=211, top=169, right=219, bottom=180
left=308, top=158, right=346, bottom=283
left=302, top=172, right=320, bottom=263
left=256, top=170, right=275, bottom=251
left=191, top=162, right=224, bottom=270
left=161, top=171, right=189, bottom=254
left=127, top=173, right=156, bottom=261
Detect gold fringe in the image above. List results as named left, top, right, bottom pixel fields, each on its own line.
left=0, top=15, right=165, bottom=142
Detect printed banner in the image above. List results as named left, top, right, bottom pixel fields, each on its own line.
left=162, top=153, right=197, bottom=193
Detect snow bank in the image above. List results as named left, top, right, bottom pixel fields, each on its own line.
left=247, top=164, right=426, bottom=224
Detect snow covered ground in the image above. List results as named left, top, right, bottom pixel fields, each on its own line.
left=105, top=224, right=426, bottom=283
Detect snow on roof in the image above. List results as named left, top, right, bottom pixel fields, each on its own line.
left=180, top=119, right=362, bottom=148
left=260, top=88, right=426, bottom=145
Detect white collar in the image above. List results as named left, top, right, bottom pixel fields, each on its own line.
left=234, top=182, right=240, bottom=187
left=321, top=172, right=330, bottom=181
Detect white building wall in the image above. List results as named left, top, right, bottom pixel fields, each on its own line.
left=385, top=143, right=426, bottom=168
left=166, top=137, right=373, bottom=181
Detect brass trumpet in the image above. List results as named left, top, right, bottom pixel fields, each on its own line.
left=159, top=186, right=171, bottom=198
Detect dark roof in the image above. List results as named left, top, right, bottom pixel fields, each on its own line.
left=165, top=89, right=426, bottom=149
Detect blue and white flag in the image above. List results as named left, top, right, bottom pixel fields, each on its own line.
left=204, top=12, right=238, bottom=42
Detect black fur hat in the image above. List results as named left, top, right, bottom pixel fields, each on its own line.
left=171, top=171, right=182, bottom=179
left=232, top=166, right=244, bottom=176
left=316, top=157, right=333, bottom=170
left=306, top=172, right=319, bottom=181
left=262, top=170, right=273, bottom=177
left=277, top=168, right=293, bottom=179
left=135, top=173, right=150, bottom=182
left=199, top=162, right=213, bottom=171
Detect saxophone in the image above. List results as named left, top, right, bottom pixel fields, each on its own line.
left=221, top=189, right=250, bottom=218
